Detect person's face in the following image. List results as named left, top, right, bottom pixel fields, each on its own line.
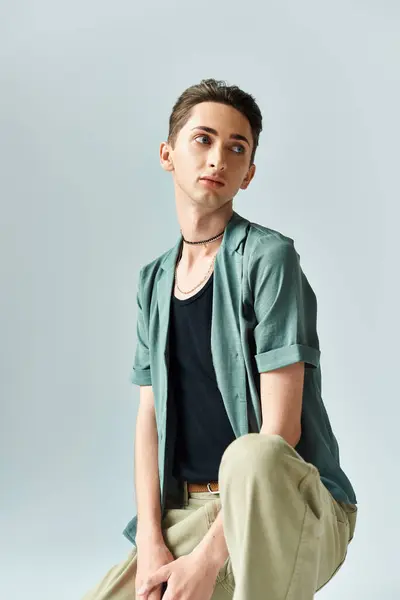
left=160, top=101, right=256, bottom=209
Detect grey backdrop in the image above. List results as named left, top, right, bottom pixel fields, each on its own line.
left=1, top=2, right=398, bottom=599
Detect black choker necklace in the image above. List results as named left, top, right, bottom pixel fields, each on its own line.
left=181, top=228, right=225, bottom=245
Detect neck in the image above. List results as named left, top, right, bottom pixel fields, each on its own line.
left=176, top=203, right=233, bottom=267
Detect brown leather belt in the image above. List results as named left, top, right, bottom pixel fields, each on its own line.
left=187, top=481, right=220, bottom=493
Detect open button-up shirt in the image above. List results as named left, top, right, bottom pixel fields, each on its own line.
left=123, top=210, right=357, bottom=545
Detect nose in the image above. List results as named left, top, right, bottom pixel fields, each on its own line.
left=208, top=145, right=227, bottom=171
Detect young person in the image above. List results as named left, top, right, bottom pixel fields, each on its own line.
left=82, top=78, right=358, bottom=600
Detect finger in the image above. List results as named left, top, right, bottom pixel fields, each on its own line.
left=161, top=584, right=175, bottom=600
left=136, top=584, right=161, bottom=600
left=143, top=581, right=168, bottom=600
left=137, top=566, right=169, bottom=596
left=148, top=585, right=162, bottom=600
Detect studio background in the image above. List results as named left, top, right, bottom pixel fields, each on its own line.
left=1, top=2, right=398, bottom=599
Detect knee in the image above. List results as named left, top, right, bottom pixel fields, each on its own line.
left=219, top=433, right=290, bottom=480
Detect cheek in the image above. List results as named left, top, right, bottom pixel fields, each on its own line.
left=177, top=144, right=202, bottom=166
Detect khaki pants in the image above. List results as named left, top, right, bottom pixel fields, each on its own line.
left=82, top=433, right=358, bottom=600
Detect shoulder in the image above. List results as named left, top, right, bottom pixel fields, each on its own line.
left=244, top=218, right=299, bottom=268
left=137, top=243, right=177, bottom=289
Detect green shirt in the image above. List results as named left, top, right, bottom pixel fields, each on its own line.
left=123, top=211, right=357, bottom=545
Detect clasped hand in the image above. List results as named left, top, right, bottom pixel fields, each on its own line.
left=137, top=546, right=221, bottom=600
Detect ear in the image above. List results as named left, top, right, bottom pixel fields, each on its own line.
left=160, top=141, right=174, bottom=172
left=240, top=163, right=256, bottom=190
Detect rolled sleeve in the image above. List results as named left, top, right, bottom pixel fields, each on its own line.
left=250, top=238, right=321, bottom=373
left=255, top=343, right=320, bottom=373
left=130, top=268, right=152, bottom=386
left=130, top=367, right=152, bottom=386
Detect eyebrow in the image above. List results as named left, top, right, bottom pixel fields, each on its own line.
left=191, top=126, right=250, bottom=147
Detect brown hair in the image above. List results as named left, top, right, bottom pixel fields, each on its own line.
left=167, top=78, right=263, bottom=166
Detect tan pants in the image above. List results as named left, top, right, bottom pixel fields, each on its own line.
left=82, top=433, right=358, bottom=600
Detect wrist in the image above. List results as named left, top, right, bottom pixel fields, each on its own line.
left=193, top=538, right=228, bottom=570
left=136, top=523, right=164, bottom=546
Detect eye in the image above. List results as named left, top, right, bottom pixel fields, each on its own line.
left=194, top=134, right=211, bottom=144
left=232, top=145, right=245, bottom=154
left=194, top=135, right=245, bottom=155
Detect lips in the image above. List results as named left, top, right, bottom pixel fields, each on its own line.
left=200, top=177, right=225, bottom=186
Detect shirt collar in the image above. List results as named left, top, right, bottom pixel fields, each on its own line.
left=160, top=210, right=250, bottom=272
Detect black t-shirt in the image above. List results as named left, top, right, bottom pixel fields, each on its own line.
left=168, top=272, right=236, bottom=482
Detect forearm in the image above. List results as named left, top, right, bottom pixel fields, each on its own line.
left=260, top=422, right=301, bottom=447
left=134, top=386, right=164, bottom=544
left=193, top=506, right=229, bottom=568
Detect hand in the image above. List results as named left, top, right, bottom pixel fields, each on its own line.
left=135, top=538, right=176, bottom=600
left=136, top=546, right=220, bottom=600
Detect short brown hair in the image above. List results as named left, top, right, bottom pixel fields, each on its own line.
left=167, top=78, right=263, bottom=166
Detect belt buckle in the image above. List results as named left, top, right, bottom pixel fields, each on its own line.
left=207, top=482, right=220, bottom=495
